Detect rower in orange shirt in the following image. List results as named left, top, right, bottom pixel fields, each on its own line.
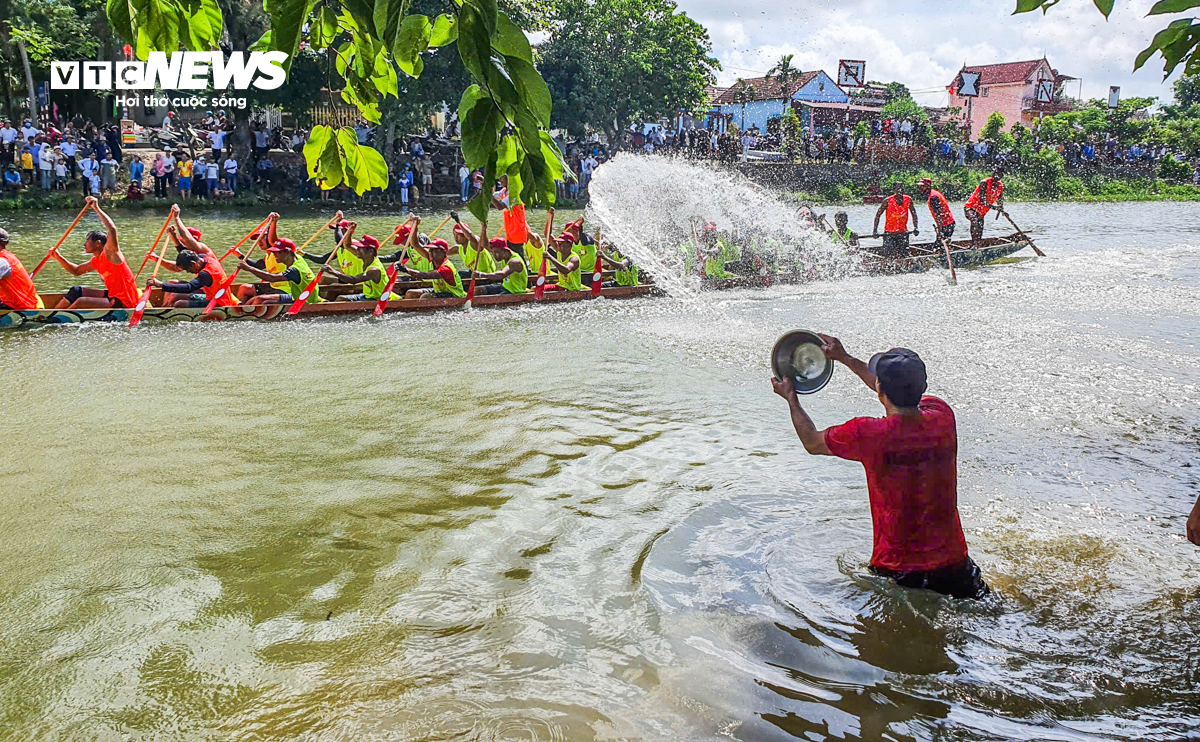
left=0, top=228, right=42, bottom=309
left=49, top=196, right=140, bottom=309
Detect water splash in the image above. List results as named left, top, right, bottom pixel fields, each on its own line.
left=586, top=154, right=861, bottom=298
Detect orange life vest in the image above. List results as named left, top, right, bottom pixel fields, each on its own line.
left=503, top=203, right=528, bottom=245
left=927, top=189, right=956, bottom=227
left=90, top=251, right=139, bottom=308
left=0, top=249, right=39, bottom=309
left=884, top=195, right=911, bottom=234
left=201, top=254, right=237, bottom=306
left=964, top=177, right=1003, bottom=215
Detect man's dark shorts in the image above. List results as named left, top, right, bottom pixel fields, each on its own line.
left=870, top=556, right=990, bottom=600
left=881, top=232, right=910, bottom=259
left=254, top=283, right=287, bottom=296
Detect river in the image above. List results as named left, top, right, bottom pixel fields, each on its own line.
left=0, top=198, right=1197, bottom=740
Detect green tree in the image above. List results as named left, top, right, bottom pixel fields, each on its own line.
left=766, top=54, right=801, bottom=95
left=779, top=105, right=800, bottom=160
left=1174, top=72, right=1200, bottom=107
left=980, top=111, right=1006, bottom=142
left=883, top=81, right=911, bottom=103
left=880, top=94, right=928, bottom=124
left=538, top=0, right=718, bottom=144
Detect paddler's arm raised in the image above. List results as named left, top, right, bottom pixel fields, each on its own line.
left=771, top=376, right=833, bottom=456
left=541, top=249, right=579, bottom=276
left=88, top=197, right=121, bottom=260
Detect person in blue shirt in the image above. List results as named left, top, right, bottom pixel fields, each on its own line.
left=128, top=156, right=144, bottom=187
left=3, top=166, right=22, bottom=192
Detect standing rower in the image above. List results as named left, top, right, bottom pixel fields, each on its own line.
left=872, top=182, right=919, bottom=260
left=963, top=166, right=1006, bottom=246
left=917, top=178, right=956, bottom=252
left=50, top=196, right=139, bottom=309
left=0, top=228, right=42, bottom=309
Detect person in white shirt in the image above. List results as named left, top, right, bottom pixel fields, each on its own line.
left=37, top=143, right=54, bottom=190
left=253, top=125, right=269, bottom=158
left=0, top=123, right=16, bottom=164
left=579, top=154, right=598, bottom=192
left=54, top=149, right=67, bottom=188
left=59, top=136, right=77, bottom=178
left=162, top=151, right=176, bottom=191
left=223, top=156, right=238, bottom=192
left=458, top=163, right=470, bottom=201
left=205, top=159, right=219, bottom=197
left=207, top=128, right=226, bottom=159
left=162, top=111, right=174, bottom=130
left=20, top=120, right=39, bottom=142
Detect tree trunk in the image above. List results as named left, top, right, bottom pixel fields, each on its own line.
left=16, top=38, right=36, bottom=123
left=384, top=120, right=396, bottom=162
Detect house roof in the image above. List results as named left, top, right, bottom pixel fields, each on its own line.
left=955, top=58, right=1062, bottom=87
left=713, top=71, right=821, bottom=105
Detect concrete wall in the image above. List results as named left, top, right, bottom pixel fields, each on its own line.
left=718, top=99, right=787, bottom=132
left=950, top=82, right=1029, bottom=140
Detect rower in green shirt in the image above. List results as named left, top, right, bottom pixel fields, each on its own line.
left=472, top=221, right=530, bottom=296
left=237, top=237, right=320, bottom=305
left=322, top=234, right=391, bottom=302
left=542, top=231, right=583, bottom=291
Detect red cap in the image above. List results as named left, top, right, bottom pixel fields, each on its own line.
left=186, top=227, right=202, bottom=239
left=266, top=237, right=296, bottom=252
left=429, top=238, right=450, bottom=250
left=337, top=219, right=351, bottom=230
left=393, top=224, right=412, bottom=245
left=558, top=231, right=577, bottom=244
left=702, top=222, right=717, bottom=232
left=452, top=222, right=468, bottom=234
left=488, top=237, right=507, bottom=250
left=357, top=234, right=380, bottom=251
left=919, top=177, right=932, bottom=187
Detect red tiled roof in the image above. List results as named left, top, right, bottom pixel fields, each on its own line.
left=956, top=59, right=1052, bottom=86
left=713, top=71, right=821, bottom=105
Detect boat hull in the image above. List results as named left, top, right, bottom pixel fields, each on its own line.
left=0, top=285, right=660, bottom=330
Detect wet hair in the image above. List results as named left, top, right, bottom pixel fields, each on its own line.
left=176, top=250, right=202, bottom=271
left=85, top=230, right=106, bottom=246
left=834, top=211, right=848, bottom=221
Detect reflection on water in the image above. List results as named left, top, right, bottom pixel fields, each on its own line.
left=0, top=199, right=1198, bottom=740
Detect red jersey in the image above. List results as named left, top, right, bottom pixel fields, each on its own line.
left=201, top=254, right=236, bottom=306
left=884, top=195, right=911, bottom=234
left=90, top=252, right=139, bottom=308
left=927, top=189, right=956, bottom=227
left=0, top=249, right=39, bottom=309
left=964, top=177, right=1003, bottom=216
left=823, top=396, right=968, bottom=571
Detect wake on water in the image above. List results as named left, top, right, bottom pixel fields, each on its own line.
left=585, top=154, right=863, bottom=298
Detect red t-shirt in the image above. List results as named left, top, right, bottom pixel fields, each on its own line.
left=823, top=396, right=968, bottom=572
left=434, top=262, right=457, bottom=285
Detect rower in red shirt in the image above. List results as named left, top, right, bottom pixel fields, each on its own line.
left=871, top=181, right=920, bottom=260
left=771, top=335, right=989, bottom=600
left=963, top=165, right=1006, bottom=246
left=0, top=228, right=42, bottom=310
left=49, top=197, right=139, bottom=310
left=917, top=177, right=956, bottom=253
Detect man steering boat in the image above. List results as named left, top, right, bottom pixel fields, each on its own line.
left=872, top=181, right=920, bottom=260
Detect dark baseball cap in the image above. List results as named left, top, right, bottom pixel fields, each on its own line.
left=868, top=348, right=927, bottom=408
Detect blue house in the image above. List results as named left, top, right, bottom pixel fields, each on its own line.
left=713, top=71, right=853, bottom=133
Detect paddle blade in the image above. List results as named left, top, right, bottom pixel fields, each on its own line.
left=374, top=264, right=399, bottom=317
left=127, top=284, right=154, bottom=327
left=590, top=255, right=603, bottom=297
left=465, top=273, right=477, bottom=304
left=289, top=271, right=322, bottom=315
left=533, top=255, right=548, bottom=300
left=202, top=271, right=237, bottom=316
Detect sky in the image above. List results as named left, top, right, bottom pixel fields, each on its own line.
left=674, top=0, right=1180, bottom=107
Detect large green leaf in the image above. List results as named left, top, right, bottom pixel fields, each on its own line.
left=460, top=92, right=502, bottom=169
left=1148, top=0, right=1200, bottom=14
left=394, top=14, right=431, bottom=77
left=372, top=0, right=408, bottom=40
left=304, top=125, right=344, bottom=190
left=1092, top=0, right=1114, bottom=17
left=495, top=134, right=519, bottom=173
left=491, top=11, right=532, bottom=62
left=107, top=0, right=135, bottom=44
left=508, top=56, right=551, bottom=127
left=130, top=0, right=182, bottom=60
left=428, top=14, right=458, bottom=47
left=263, top=0, right=311, bottom=66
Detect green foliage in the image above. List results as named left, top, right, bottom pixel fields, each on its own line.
left=853, top=120, right=870, bottom=141
left=883, top=81, right=911, bottom=103
left=1023, top=146, right=1067, bottom=198
left=1011, top=0, right=1200, bottom=79
left=1158, top=152, right=1193, bottom=180
left=107, top=0, right=224, bottom=60
left=10, top=0, right=100, bottom=71
left=880, top=95, right=927, bottom=124
left=779, top=106, right=801, bottom=160
left=980, top=111, right=1006, bottom=142
left=1010, top=121, right=1030, bottom=143
left=250, top=48, right=324, bottom=126
left=303, top=125, right=390, bottom=194
left=538, top=0, right=718, bottom=143
left=1174, top=72, right=1200, bottom=106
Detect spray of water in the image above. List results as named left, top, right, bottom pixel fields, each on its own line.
left=586, top=154, right=862, bottom=297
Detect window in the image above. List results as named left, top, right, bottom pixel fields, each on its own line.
left=819, top=81, right=825, bottom=92
left=982, top=87, right=989, bottom=97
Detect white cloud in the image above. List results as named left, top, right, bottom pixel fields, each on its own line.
left=678, top=0, right=1179, bottom=105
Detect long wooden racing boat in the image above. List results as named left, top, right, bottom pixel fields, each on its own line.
left=0, top=283, right=661, bottom=330
left=701, top=233, right=1035, bottom=291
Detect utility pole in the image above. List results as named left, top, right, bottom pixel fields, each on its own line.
left=16, top=38, right=36, bottom=123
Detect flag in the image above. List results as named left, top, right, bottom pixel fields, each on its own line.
left=374, top=263, right=399, bottom=317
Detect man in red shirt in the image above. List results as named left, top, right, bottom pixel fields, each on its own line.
left=771, top=335, right=989, bottom=599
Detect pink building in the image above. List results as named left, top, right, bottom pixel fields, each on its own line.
left=948, top=58, right=1075, bottom=140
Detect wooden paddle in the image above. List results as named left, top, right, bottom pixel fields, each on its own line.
left=1001, top=212, right=1046, bottom=257
left=217, top=215, right=275, bottom=262
left=938, top=231, right=958, bottom=285
left=296, top=213, right=344, bottom=255
left=289, top=222, right=355, bottom=315
left=203, top=218, right=273, bottom=316
left=464, top=220, right=489, bottom=307
left=30, top=204, right=91, bottom=279
left=128, top=227, right=174, bottom=328
left=374, top=219, right=417, bottom=317
left=132, top=211, right=175, bottom=279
